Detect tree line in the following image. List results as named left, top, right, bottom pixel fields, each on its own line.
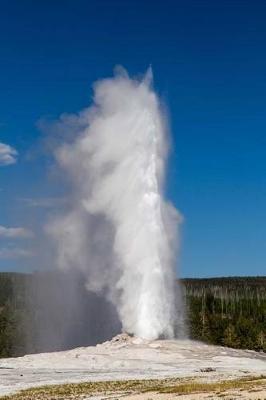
left=183, top=277, right=265, bottom=351
left=0, top=273, right=265, bottom=357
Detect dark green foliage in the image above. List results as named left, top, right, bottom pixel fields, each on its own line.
left=183, top=277, right=266, bottom=351
left=0, top=273, right=30, bottom=357
left=0, top=273, right=265, bottom=357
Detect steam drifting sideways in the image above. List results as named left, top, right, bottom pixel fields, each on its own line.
left=47, top=68, right=183, bottom=340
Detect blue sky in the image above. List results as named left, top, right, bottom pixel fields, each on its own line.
left=0, top=0, right=266, bottom=277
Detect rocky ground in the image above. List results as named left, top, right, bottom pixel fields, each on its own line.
left=0, top=334, right=265, bottom=398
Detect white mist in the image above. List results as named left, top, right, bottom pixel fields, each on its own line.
left=47, top=67, right=182, bottom=340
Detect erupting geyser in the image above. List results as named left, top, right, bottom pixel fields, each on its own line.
left=48, top=67, right=183, bottom=340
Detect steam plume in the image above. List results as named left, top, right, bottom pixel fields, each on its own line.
left=47, top=68, right=182, bottom=340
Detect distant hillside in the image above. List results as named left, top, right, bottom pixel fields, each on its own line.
left=182, top=276, right=266, bottom=351
left=0, top=272, right=265, bottom=357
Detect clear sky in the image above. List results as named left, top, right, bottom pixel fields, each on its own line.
left=0, top=0, right=266, bottom=277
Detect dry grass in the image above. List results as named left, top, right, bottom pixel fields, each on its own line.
left=1, top=375, right=265, bottom=400
left=153, top=375, right=266, bottom=394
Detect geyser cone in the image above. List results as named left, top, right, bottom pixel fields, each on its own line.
left=47, top=67, right=184, bottom=340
